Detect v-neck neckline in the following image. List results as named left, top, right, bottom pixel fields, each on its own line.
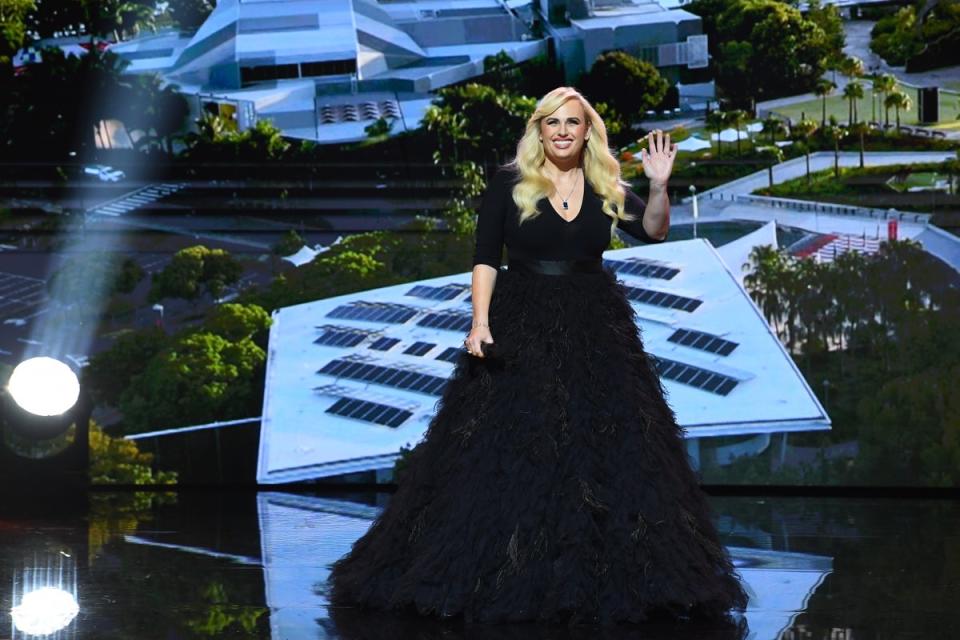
left=547, top=178, right=591, bottom=224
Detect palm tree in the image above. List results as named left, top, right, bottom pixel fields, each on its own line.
left=814, top=79, right=836, bottom=127
left=830, top=249, right=868, bottom=375
left=825, top=51, right=844, bottom=85
left=743, top=245, right=792, bottom=341
left=154, top=83, right=191, bottom=155
left=761, top=113, right=786, bottom=146
left=705, top=109, right=727, bottom=156
left=873, top=73, right=896, bottom=126
left=728, top=109, right=748, bottom=156
left=763, top=146, right=784, bottom=188
left=843, top=80, right=864, bottom=125
left=886, top=90, right=912, bottom=129
left=849, top=121, right=869, bottom=168
left=118, top=2, right=157, bottom=39
left=791, top=119, right=817, bottom=188
left=840, top=55, right=865, bottom=81
left=824, top=119, right=848, bottom=178
left=794, top=256, right=829, bottom=365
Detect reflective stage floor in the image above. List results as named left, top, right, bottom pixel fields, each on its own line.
left=1, top=491, right=957, bottom=639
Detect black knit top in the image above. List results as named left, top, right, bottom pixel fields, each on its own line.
left=472, top=166, right=666, bottom=269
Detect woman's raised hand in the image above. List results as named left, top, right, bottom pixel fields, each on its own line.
left=640, top=128, right=678, bottom=186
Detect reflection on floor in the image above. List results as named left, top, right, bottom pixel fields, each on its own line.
left=2, top=492, right=957, bottom=639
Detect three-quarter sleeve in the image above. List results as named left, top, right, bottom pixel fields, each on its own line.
left=616, top=187, right=666, bottom=244
left=472, top=167, right=512, bottom=268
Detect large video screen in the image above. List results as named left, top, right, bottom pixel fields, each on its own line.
left=1, top=0, right=957, bottom=490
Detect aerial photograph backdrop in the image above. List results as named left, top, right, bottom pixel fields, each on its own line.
left=1, top=0, right=959, bottom=636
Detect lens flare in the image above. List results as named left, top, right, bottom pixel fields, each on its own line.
left=11, top=586, right=80, bottom=635
left=7, top=357, right=80, bottom=416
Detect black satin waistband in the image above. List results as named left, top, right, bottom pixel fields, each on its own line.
left=507, top=256, right=603, bottom=275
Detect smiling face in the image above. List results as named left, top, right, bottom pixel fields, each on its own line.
left=539, top=98, right=591, bottom=165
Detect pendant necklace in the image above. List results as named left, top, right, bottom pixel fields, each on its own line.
left=558, top=169, right=581, bottom=211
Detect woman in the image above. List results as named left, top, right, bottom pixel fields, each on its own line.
left=327, top=87, right=751, bottom=629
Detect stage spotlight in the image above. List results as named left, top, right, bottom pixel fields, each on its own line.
left=8, top=356, right=80, bottom=417
left=11, top=551, right=80, bottom=638
left=11, top=586, right=80, bottom=636
left=1, top=357, right=92, bottom=503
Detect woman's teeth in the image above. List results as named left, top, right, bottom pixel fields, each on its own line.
left=553, top=140, right=572, bottom=148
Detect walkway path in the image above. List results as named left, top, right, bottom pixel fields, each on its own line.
left=672, top=151, right=960, bottom=273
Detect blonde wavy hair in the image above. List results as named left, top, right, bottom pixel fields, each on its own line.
left=502, top=86, right=637, bottom=238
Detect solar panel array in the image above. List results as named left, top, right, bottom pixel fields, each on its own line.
left=403, top=341, right=436, bottom=356
left=318, top=358, right=447, bottom=396
left=668, top=328, right=738, bottom=356
left=405, top=283, right=468, bottom=301
left=325, top=396, right=412, bottom=428
left=314, top=326, right=369, bottom=348
left=649, top=355, right=739, bottom=396
left=369, top=336, right=401, bottom=351
left=327, top=301, right=418, bottom=324
left=416, top=310, right=473, bottom=332
left=434, top=346, right=463, bottom=364
left=621, top=285, right=703, bottom=312
left=603, top=257, right=679, bottom=280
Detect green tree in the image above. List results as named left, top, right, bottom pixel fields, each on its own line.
left=814, top=78, right=836, bottom=127
left=857, top=366, right=960, bottom=486
left=885, top=89, right=911, bottom=128
left=580, top=50, right=668, bottom=127
left=119, top=331, right=266, bottom=433
left=272, top=228, right=306, bottom=256
left=442, top=160, right=487, bottom=237
left=84, top=327, right=170, bottom=407
left=480, top=51, right=563, bottom=98
left=205, top=303, right=272, bottom=345
left=849, top=120, right=869, bottom=168
left=592, top=100, right=625, bottom=142
left=743, top=244, right=792, bottom=341
left=149, top=245, right=242, bottom=303
left=870, top=5, right=922, bottom=67
left=804, top=0, right=845, bottom=62
left=726, top=108, right=749, bottom=156
left=422, top=83, right=535, bottom=166
left=8, top=44, right=132, bottom=156
left=761, top=113, right=786, bottom=146
left=873, top=73, right=897, bottom=127
left=713, top=0, right=829, bottom=105
left=165, top=0, right=214, bottom=30
left=240, top=117, right=291, bottom=159
left=705, top=109, right=730, bottom=155
left=823, top=118, right=848, bottom=178
left=182, top=114, right=292, bottom=162
left=715, top=39, right=753, bottom=109
left=184, top=582, right=266, bottom=637
left=89, top=420, right=178, bottom=485
left=364, top=116, right=393, bottom=140
left=843, top=80, right=865, bottom=125
left=0, top=0, right=35, bottom=65
left=127, top=74, right=191, bottom=154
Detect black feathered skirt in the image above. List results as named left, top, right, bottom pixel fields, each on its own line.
left=326, top=257, right=751, bottom=629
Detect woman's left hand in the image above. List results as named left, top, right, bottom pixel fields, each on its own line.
left=640, top=129, right=677, bottom=187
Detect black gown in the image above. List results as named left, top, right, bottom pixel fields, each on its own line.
left=327, top=166, right=751, bottom=629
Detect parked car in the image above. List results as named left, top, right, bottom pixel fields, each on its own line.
left=83, top=164, right=126, bottom=182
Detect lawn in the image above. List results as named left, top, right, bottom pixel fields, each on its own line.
left=769, top=79, right=960, bottom=129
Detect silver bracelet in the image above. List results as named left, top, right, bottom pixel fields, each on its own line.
left=472, top=321, right=489, bottom=328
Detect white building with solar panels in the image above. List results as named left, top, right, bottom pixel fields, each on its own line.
left=98, top=0, right=715, bottom=144
left=257, top=236, right=831, bottom=484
